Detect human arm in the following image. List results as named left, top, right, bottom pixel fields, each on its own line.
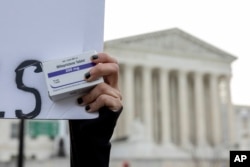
left=69, top=53, right=122, bottom=167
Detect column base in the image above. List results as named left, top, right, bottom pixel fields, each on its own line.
left=181, top=142, right=194, bottom=151
left=192, top=146, right=213, bottom=159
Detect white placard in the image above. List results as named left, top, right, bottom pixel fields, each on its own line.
left=0, top=0, right=105, bottom=119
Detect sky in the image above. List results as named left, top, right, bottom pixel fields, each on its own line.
left=104, top=0, right=250, bottom=106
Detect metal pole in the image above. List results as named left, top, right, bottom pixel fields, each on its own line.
left=17, top=119, right=25, bottom=167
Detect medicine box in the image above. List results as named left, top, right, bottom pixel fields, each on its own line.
left=42, top=51, right=103, bottom=101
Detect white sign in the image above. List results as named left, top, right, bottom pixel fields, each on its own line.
left=0, top=0, right=105, bottom=119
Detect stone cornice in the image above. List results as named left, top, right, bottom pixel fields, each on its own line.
left=104, top=28, right=237, bottom=63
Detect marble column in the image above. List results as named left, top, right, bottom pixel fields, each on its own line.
left=194, top=72, right=207, bottom=147
left=142, top=66, right=153, bottom=142
left=178, top=70, right=190, bottom=148
left=159, top=69, right=171, bottom=144
left=209, top=74, right=222, bottom=146
left=225, top=75, right=236, bottom=147
left=169, top=72, right=178, bottom=144
left=123, top=64, right=135, bottom=137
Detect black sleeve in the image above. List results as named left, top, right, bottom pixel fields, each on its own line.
left=68, top=106, right=122, bottom=167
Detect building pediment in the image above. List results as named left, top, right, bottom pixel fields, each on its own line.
left=104, top=28, right=236, bottom=63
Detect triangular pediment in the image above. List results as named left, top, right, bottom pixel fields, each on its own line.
left=104, top=28, right=236, bottom=63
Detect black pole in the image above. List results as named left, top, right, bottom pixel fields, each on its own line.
left=17, top=119, right=25, bottom=167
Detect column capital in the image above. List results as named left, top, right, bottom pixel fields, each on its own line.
left=143, top=65, right=152, bottom=70
left=193, top=71, right=204, bottom=76
left=210, top=73, right=220, bottom=79
left=178, top=69, right=188, bottom=75
left=159, top=68, right=169, bottom=74
left=161, top=68, right=171, bottom=72
left=123, top=63, right=135, bottom=69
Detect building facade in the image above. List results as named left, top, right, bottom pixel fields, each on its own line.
left=0, top=119, right=69, bottom=162
left=105, top=28, right=237, bottom=167
left=234, top=105, right=250, bottom=150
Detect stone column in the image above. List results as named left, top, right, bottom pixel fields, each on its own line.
left=142, top=66, right=153, bottom=142
left=209, top=74, right=222, bottom=146
left=123, top=64, right=135, bottom=137
left=170, top=72, right=178, bottom=144
left=159, top=69, right=171, bottom=144
left=194, top=72, right=207, bottom=147
left=225, top=75, right=236, bottom=147
left=178, top=70, right=190, bottom=148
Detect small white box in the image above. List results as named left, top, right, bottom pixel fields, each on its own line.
left=42, top=51, right=103, bottom=101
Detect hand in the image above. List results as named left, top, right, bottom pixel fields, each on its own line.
left=77, top=53, right=122, bottom=112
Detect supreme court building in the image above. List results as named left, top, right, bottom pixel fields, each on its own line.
left=106, top=28, right=237, bottom=167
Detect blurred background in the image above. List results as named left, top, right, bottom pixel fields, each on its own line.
left=1, top=0, right=250, bottom=167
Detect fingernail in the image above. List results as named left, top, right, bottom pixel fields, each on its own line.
left=77, top=98, right=83, bottom=105
left=91, top=55, right=99, bottom=60
left=84, top=72, right=91, bottom=79
left=85, top=105, right=90, bottom=111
